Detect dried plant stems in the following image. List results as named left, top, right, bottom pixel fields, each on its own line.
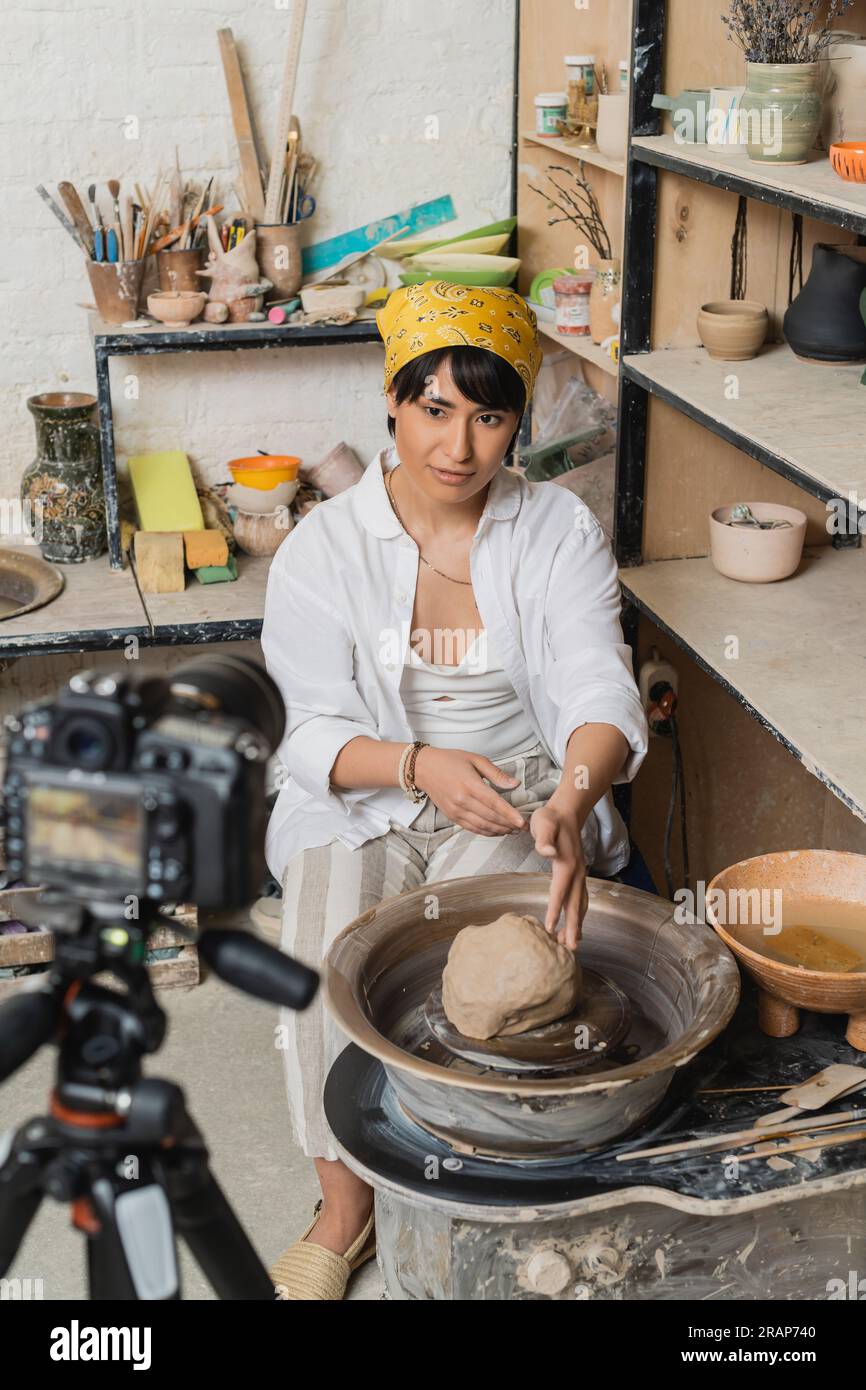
left=721, top=0, right=854, bottom=65
left=529, top=163, right=612, bottom=261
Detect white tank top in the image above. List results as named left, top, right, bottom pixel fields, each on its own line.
left=399, top=625, right=540, bottom=760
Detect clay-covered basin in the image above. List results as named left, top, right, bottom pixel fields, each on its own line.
left=325, top=873, right=740, bottom=1158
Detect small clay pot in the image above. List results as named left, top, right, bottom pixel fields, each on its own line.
left=256, top=223, right=303, bottom=302
left=302, top=442, right=364, bottom=497
left=157, top=247, right=205, bottom=292
left=233, top=506, right=294, bottom=556
left=227, top=294, right=264, bottom=323
left=697, top=300, right=768, bottom=360
left=87, top=259, right=146, bottom=324
left=709, top=501, right=806, bottom=582
left=148, top=290, right=207, bottom=329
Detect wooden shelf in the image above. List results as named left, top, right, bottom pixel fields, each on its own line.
left=0, top=549, right=272, bottom=658
left=90, top=314, right=382, bottom=356
left=620, top=545, right=866, bottom=820
left=139, top=553, right=272, bottom=644
left=538, top=321, right=619, bottom=377
left=521, top=132, right=625, bottom=178
left=622, top=344, right=866, bottom=512
left=632, top=135, right=866, bottom=234
left=0, top=550, right=149, bottom=659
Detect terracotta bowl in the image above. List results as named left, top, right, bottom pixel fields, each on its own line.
left=697, top=299, right=769, bottom=360
left=709, top=501, right=807, bottom=582
left=147, top=290, right=207, bottom=329
left=830, top=141, right=866, bottom=183
left=707, top=850, right=866, bottom=1050
left=0, top=548, right=64, bottom=621
left=232, top=507, right=293, bottom=556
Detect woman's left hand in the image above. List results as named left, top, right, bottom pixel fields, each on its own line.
left=529, top=801, right=588, bottom=950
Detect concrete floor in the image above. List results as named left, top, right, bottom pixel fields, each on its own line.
left=1, top=916, right=386, bottom=1301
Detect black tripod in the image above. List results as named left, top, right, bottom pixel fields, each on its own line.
left=0, top=893, right=318, bottom=1299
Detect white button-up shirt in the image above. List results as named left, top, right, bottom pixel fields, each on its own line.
left=261, top=446, right=648, bottom=883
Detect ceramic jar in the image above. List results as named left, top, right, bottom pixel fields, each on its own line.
left=256, top=224, right=303, bottom=303
left=21, top=393, right=106, bottom=563
left=783, top=244, right=866, bottom=363
left=595, top=94, right=629, bottom=160
left=589, top=259, right=622, bottom=345
left=740, top=62, right=820, bottom=165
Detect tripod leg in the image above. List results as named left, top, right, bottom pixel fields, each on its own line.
left=0, top=1127, right=48, bottom=1277
left=86, top=1177, right=181, bottom=1300
left=166, top=1160, right=275, bottom=1299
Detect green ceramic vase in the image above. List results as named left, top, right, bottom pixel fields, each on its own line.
left=21, top=393, right=107, bottom=563
left=740, top=62, right=820, bottom=166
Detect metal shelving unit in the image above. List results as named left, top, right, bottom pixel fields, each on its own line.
left=91, top=314, right=382, bottom=571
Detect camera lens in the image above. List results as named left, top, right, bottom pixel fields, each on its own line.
left=61, top=717, right=116, bottom=769
left=168, top=656, right=285, bottom=753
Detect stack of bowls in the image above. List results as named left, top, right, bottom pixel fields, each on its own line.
left=227, top=456, right=300, bottom=555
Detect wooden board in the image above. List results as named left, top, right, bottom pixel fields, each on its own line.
left=217, top=29, right=266, bottom=222
left=625, top=344, right=866, bottom=510
left=621, top=544, right=866, bottom=821
left=139, top=552, right=273, bottom=636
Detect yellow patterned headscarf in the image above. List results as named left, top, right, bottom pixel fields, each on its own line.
left=376, top=280, right=544, bottom=402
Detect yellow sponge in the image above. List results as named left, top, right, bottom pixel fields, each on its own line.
left=128, top=451, right=204, bottom=533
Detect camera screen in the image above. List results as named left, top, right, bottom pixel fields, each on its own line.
left=26, top=784, right=144, bottom=891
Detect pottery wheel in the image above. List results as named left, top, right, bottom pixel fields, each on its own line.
left=424, top=968, right=631, bottom=1074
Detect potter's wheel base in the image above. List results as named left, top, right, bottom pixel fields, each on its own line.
left=424, top=967, right=631, bottom=1074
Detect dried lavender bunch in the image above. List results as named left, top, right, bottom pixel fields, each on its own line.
left=721, top=0, right=853, bottom=63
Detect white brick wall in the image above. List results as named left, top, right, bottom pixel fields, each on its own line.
left=1, top=0, right=517, bottom=497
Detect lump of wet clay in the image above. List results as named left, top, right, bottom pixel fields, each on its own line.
left=441, top=913, right=581, bottom=1040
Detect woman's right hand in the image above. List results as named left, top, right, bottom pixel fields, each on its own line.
left=411, top=746, right=527, bottom=837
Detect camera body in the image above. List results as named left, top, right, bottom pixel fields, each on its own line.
left=3, top=660, right=283, bottom=910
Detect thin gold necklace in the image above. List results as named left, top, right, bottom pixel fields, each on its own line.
left=385, top=465, right=476, bottom=588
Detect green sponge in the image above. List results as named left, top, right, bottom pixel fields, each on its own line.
left=194, top=554, right=238, bottom=584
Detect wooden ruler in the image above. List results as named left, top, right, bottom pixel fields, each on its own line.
left=218, top=28, right=266, bottom=223
left=264, top=0, right=308, bottom=223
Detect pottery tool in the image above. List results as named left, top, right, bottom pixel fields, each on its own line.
left=128, top=450, right=204, bottom=533
left=123, top=196, right=135, bottom=265
left=148, top=202, right=224, bottom=255
left=218, top=28, right=266, bottom=223
left=302, top=227, right=412, bottom=289
left=168, top=148, right=183, bottom=229
left=57, top=182, right=94, bottom=257
left=35, top=185, right=88, bottom=253
left=301, top=195, right=457, bottom=277
left=737, top=1126, right=866, bottom=1164
left=617, top=1106, right=866, bottom=1162
left=264, top=0, right=308, bottom=223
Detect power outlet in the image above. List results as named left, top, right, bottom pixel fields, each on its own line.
left=639, top=647, right=679, bottom=734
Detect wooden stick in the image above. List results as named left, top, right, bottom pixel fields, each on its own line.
left=616, top=1107, right=866, bottom=1162
left=264, top=0, right=308, bottom=222
left=218, top=28, right=266, bottom=222
left=738, top=1126, right=866, bottom=1163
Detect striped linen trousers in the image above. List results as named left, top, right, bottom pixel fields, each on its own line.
left=278, top=740, right=600, bottom=1161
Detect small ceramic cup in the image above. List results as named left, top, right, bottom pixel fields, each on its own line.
left=697, top=300, right=768, bottom=360
left=709, top=502, right=807, bottom=582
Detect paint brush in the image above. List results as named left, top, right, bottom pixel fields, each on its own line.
left=107, top=178, right=123, bottom=258
left=87, top=183, right=105, bottom=261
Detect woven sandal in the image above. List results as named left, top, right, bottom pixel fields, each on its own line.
left=270, top=1199, right=376, bottom=1301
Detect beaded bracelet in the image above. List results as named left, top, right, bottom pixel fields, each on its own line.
left=400, top=740, right=429, bottom=803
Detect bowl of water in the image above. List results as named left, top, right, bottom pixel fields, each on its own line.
left=707, top=850, right=866, bottom=1050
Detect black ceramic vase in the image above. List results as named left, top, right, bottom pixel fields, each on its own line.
left=21, top=392, right=107, bottom=563
left=783, top=244, right=866, bottom=364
